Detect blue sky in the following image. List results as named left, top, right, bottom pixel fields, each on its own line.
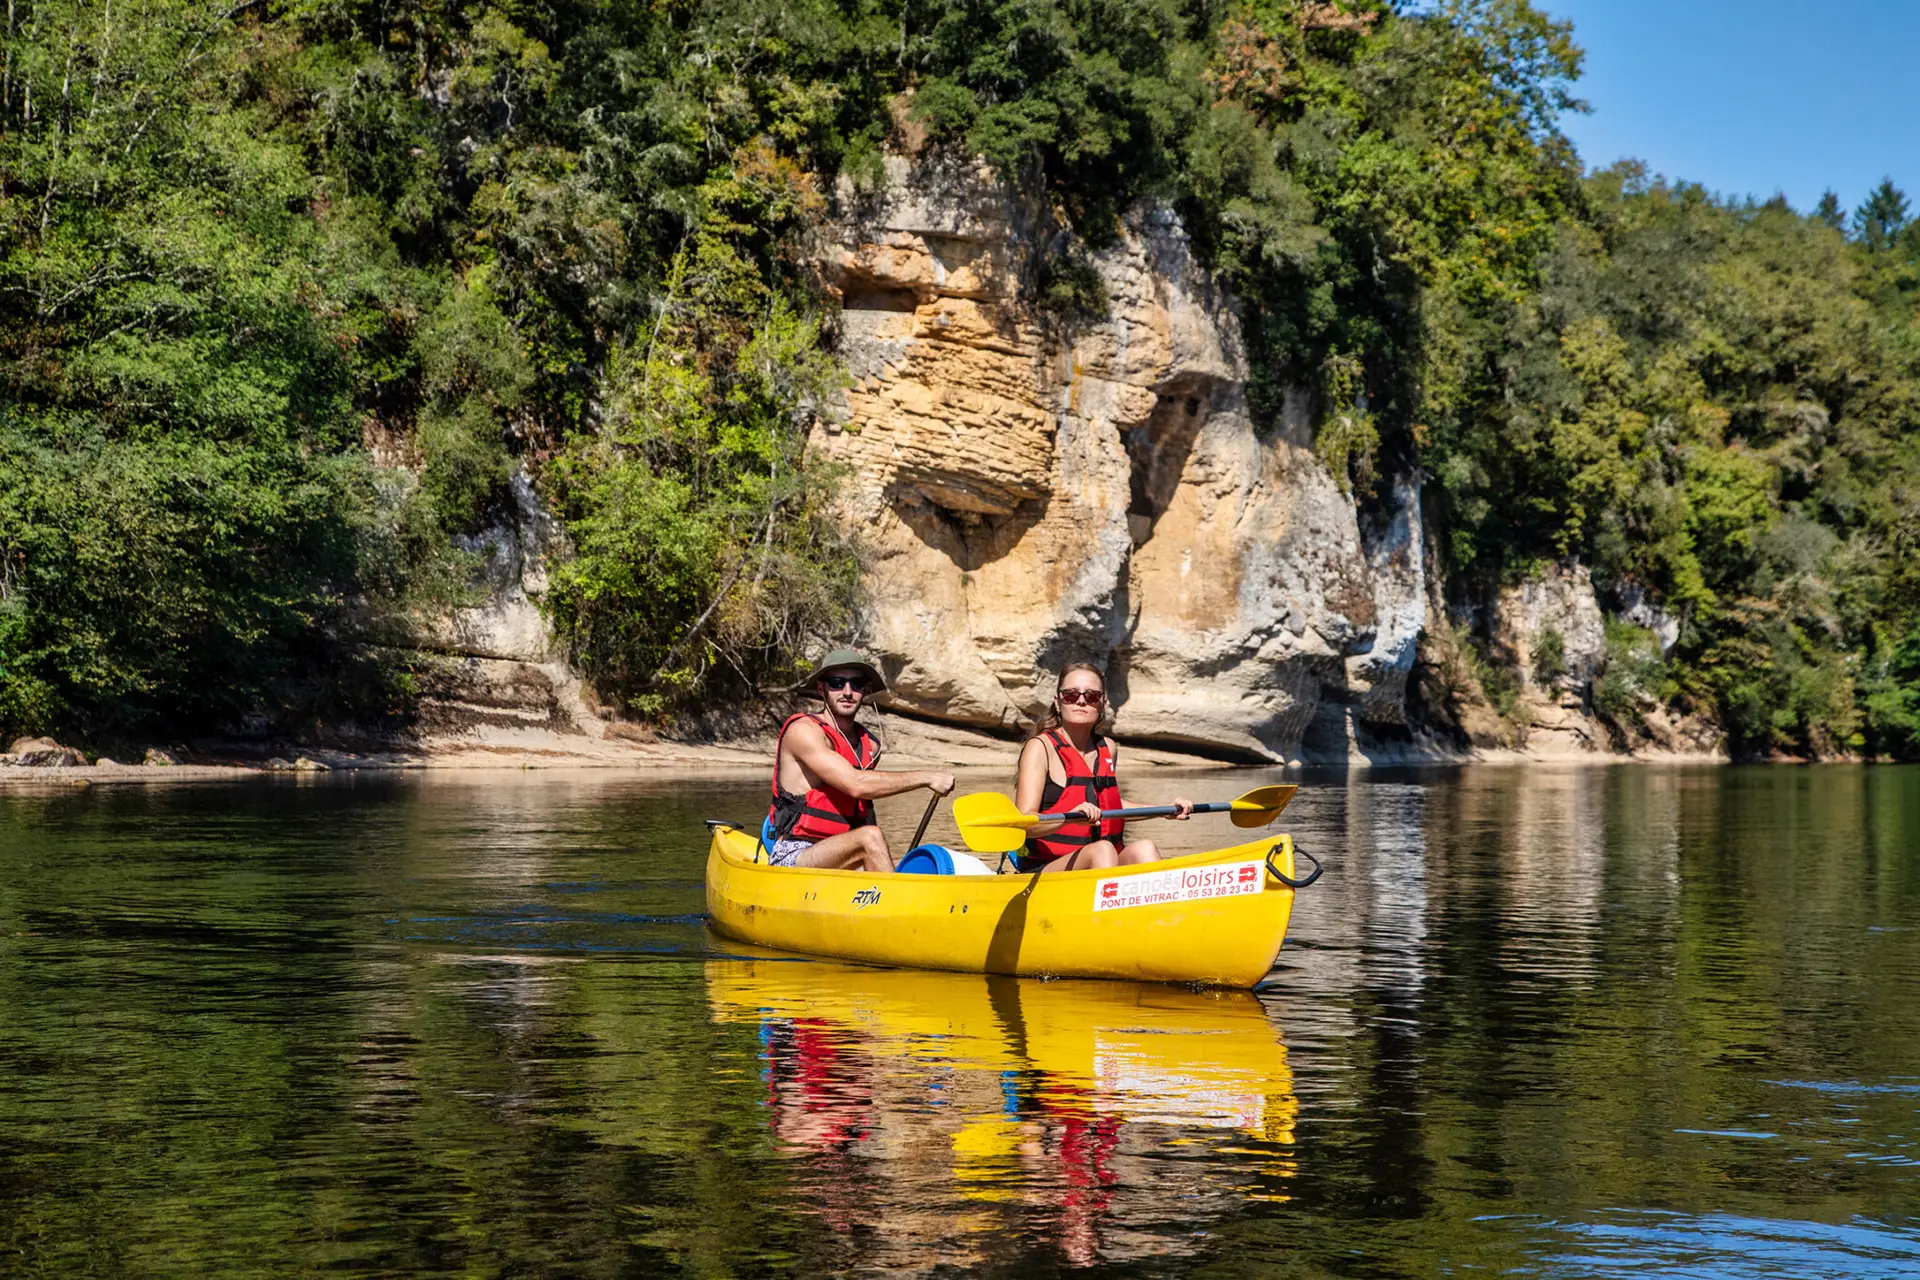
left=1535, top=0, right=1919, bottom=215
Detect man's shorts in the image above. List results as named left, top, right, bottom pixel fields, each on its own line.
left=767, top=838, right=814, bottom=867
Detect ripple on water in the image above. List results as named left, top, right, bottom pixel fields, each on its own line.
left=1538, top=1211, right=1920, bottom=1279
left=1768, top=1079, right=1920, bottom=1095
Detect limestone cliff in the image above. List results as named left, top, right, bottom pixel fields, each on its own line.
left=401, top=159, right=1720, bottom=764
left=814, top=157, right=1430, bottom=762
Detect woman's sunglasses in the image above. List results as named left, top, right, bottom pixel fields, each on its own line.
left=821, top=674, right=868, bottom=692
left=1057, top=688, right=1104, bottom=706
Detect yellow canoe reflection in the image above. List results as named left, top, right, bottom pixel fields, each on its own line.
left=706, top=956, right=1298, bottom=1146
left=706, top=957, right=1302, bottom=1264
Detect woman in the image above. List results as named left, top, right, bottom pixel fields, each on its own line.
left=1013, top=663, right=1191, bottom=873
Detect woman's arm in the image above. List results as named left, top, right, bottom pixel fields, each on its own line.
left=1016, top=737, right=1097, bottom=836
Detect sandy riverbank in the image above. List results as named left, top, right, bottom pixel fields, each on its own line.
left=0, top=709, right=1260, bottom=786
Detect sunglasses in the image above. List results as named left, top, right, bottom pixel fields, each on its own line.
left=821, top=674, right=869, bottom=692
left=1057, top=688, right=1104, bottom=706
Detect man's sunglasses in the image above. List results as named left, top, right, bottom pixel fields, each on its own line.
left=821, top=674, right=869, bottom=692
left=1057, top=688, right=1104, bottom=706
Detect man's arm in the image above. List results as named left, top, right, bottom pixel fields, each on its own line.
left=787, top=720, right=954, bottom=800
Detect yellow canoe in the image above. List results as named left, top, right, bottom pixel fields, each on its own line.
left=703, top=823, right=1320, bottom=987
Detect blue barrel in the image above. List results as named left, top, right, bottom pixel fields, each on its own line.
left=896, top=844, right=959, bottom=875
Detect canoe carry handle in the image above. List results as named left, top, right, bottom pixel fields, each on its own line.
left=705, top=817, right=769, bottom=865
left=1265, top=842, right=1323, bottom=890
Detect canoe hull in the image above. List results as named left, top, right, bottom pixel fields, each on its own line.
left=704, top=827, right=1305, bottom=987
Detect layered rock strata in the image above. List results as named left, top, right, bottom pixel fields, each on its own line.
left=816, top=158, right=1427, bottom=761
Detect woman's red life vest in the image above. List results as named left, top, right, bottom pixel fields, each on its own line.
left=768, top=713, right=879, bottom=841
left=1024, top=730, right=1124, bottom=861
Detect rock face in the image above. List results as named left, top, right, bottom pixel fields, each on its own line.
left=364, top=158, right=1714, bottom=764
left=1492, top=563, right=1607, bottom=692
left=429, top=469, right=560, bottom=664
left=1614, top=582, right=1681, bottom=655
left=817, top=158, right=1426, bottom=760
left=403, top=469, right=614, bottom=748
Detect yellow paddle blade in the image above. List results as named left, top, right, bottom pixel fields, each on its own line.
left=1227, top=784, right=1298, bottom=828
left=951, top=791, right=1037, bottom=854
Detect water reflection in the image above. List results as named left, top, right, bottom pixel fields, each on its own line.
left=707, top=957, right=1298, bottom=1266
left=4, top=767, right=1920, bottom=1276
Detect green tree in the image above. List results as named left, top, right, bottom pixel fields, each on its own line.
left=0, top=0, right=441, bottom=738
left=2, top=0, right=1918, bottom=757
left=1853, top=177, right=1910, bottom=251
left=1814, top=189, right=1845, bottom=230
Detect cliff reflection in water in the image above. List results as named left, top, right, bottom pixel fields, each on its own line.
left=707, top=958, right=1298, bottom=1267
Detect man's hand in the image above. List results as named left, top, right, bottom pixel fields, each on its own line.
left=926, top=771, right=956, bottom=797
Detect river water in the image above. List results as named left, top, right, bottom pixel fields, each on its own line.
left=2, top=766, right=1917, bottom=1277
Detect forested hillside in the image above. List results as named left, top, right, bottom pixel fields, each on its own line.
left=2, top=0, right=1917, bottom=757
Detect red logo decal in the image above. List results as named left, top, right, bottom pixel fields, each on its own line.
left=1101, top=881, right=1118, bottom=898
left=1238, top=865, right=1257, bottom=882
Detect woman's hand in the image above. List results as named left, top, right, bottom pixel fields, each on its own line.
left=1170, top=796, right=1193, bottom=820
left=1072, top=801, right=1102, bottom=825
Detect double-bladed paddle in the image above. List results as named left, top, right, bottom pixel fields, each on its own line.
left=951, top=784, right=1297, bottom=855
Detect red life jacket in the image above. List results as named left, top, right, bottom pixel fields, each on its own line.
left=768, top=713, right=878, bottom=841
left=1024, top=730, right=1124, bottom=861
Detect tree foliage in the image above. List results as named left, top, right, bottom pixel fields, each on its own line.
left=1427, top=174, right=1920, bottom=756
left=0, top=0, right=439, bottom=738
left=2, top=0, right=1918, bottom=755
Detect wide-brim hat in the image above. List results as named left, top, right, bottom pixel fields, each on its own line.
left=802, top=648, right=887, bottom=696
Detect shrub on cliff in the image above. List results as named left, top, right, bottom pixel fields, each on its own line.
left=542, top=223, right=857, bottom=713
left=1591, top=622, right=1669, bottom=737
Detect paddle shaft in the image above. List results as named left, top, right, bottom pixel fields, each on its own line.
left=907, top=790, right=940, bottom=850
left=950, top=784, right=1294, bottom=853
left=1072, top=800, right=1243, bottom=822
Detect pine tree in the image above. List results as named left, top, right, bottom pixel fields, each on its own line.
left=1853, top=178, right=1911, bottom=251
left=1814, top=190, right=1845, bottom=230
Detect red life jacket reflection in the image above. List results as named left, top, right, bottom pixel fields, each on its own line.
left=763, top=1017, right=871, bottom=1154
left=768, top=713, right=878, bottom=841
left=1025, top=730, right=1124, bottom=860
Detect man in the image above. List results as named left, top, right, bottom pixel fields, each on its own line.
left=766, top=649, right=954, bottom=873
